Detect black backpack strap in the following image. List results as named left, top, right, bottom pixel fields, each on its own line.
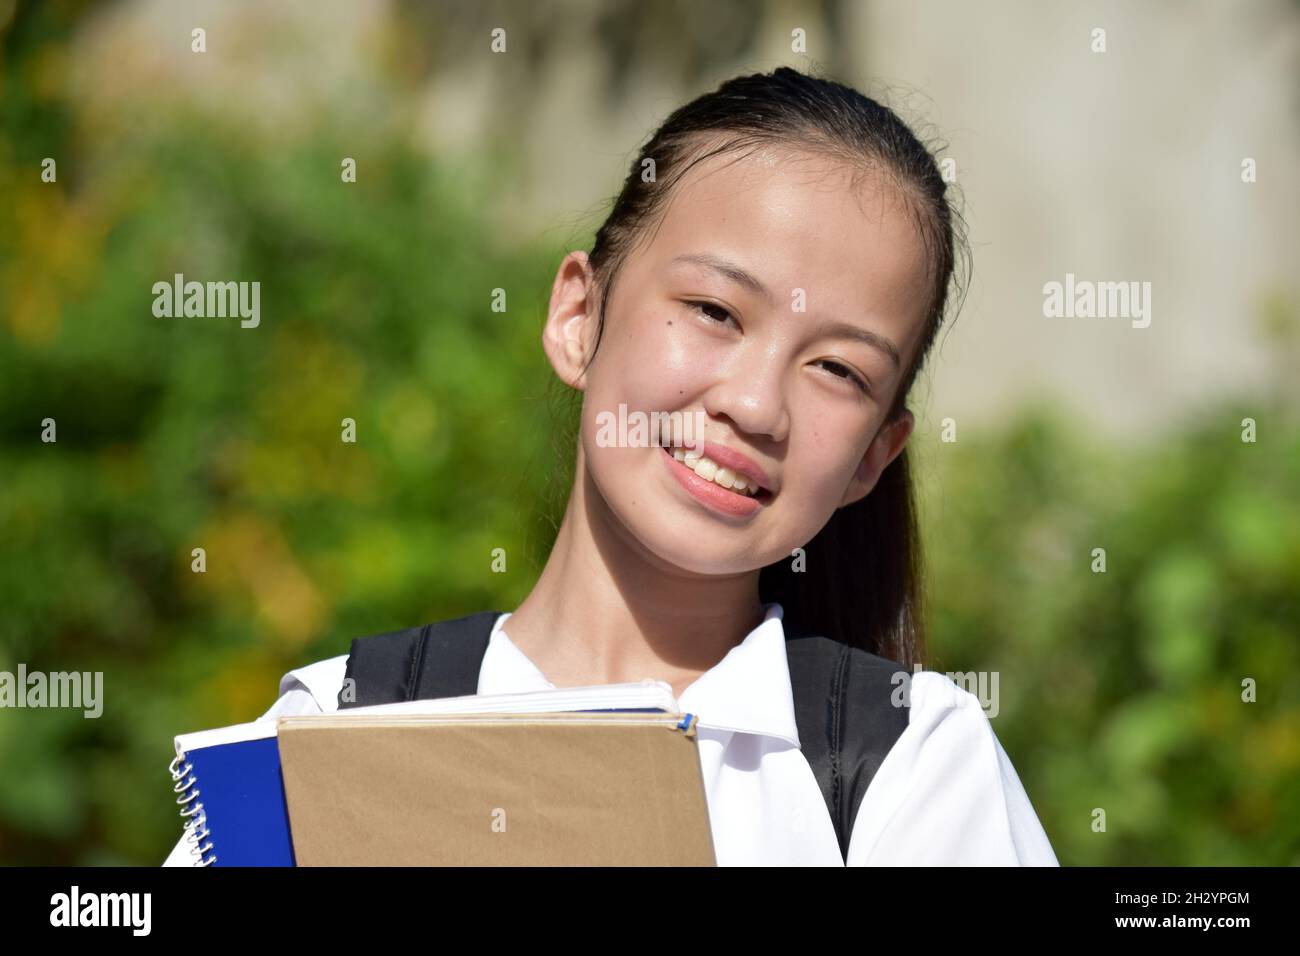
left=784, top=628, right=911, bottom=862
left=338, top=610, right=502, bottom=709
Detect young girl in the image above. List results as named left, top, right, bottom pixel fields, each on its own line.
left=165, top=67, right=1058, bottom=867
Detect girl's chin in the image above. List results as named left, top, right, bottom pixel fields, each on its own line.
left=634, top=537, right=763, bottom=577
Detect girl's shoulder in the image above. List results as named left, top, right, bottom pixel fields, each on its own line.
left=896, top=669, right=1011, bottom=775
left=257, top=653, right=350, bottom=719
left=905, top=668, right=992, bottom=719
left=847, top=668, right=1060, bottom=865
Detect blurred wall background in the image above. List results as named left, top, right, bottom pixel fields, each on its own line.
left=1, top=0, right=1297, bottom=865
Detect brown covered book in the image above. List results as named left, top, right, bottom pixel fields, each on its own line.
left=276, top=684, right=716, bottom=866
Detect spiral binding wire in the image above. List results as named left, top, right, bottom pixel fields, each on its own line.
left=169, top=755, right=217, bottom=866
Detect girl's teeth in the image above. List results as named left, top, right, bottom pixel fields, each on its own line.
left=667, top=448, right=758, bottom=497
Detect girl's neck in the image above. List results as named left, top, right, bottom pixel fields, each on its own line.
left=503, top=460, right=766, bottom=695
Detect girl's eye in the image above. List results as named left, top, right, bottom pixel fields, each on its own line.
left=815, top=359, right=871, bottom=396
left=684, top=300, right=737, bottom=327
left=682, top=299, right=868, bottom=395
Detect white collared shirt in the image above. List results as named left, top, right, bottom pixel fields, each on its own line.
left=164, top=603, right=1059, bottom=866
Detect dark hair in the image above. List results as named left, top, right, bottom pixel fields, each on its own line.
left=549, top=66, right=969, bottom=669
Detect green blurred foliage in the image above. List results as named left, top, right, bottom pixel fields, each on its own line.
left=916, top=394, right=1300, bottom=866
left=1, top=2, right=1297, bottom=866
left=1, top=1, right=570, bottom=865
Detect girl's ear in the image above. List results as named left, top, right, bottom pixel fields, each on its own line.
left=542, top=251, right=600, bottom=391
left=839, top=408, right=915, bottom=508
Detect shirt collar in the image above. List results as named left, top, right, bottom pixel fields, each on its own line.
left=480, top=603, right=801, bottom=748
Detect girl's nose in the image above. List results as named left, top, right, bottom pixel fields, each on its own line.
left=701, top=348, right=791, bottom=444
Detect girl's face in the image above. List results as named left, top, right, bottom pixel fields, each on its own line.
left=544, top=146, right=933, bottom=576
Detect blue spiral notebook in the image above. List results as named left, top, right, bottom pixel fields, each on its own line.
left=168, top=680, right=687, bottom=866
left=169, top=721, right=293, bottom=866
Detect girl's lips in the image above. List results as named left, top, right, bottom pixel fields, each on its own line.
left=696, top=441, right=773, bottom=494
left=660, top=446, right=765, bottom=519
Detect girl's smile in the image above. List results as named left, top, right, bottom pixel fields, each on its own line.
left=659, top=441, right=772, bottom=520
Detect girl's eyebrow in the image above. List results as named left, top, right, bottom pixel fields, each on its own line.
left=669, top=252, right=901, bottom=370
left=669, top=252, right=774, bottom=306
left=816, top=320, right=901, bottom=370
